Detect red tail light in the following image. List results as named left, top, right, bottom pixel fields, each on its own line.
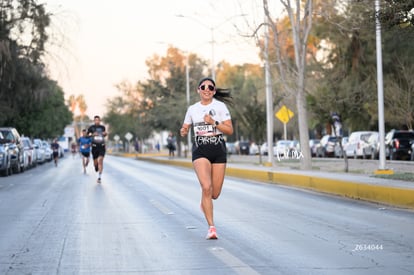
left=394, top=139, right=400, bottom=149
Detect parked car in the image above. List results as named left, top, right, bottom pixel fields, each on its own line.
left=260, top=142, right=271, bottom=155
left=58, top=145, right=65, bottom=158
left=0, top=127, right=24, bottom=173
left=411, top=141, right=414, bottom=161
left=316, top=135, right=338, bottom=157
left=21, top=137, right=37, bottom=169
left=362, top=132, right=380, bottom=160
left=249, top=142, right=259, bottom=155
left=238, top=141, right=250, bottom=155
left=334, top=136, right=348, bottom=158
left=288, top=140, right=300, bottom=157
left=33, top=138, right=46, bottom=164
left=0, top=132, right=12, bottom=176
left=42, top=140, right=53, bottom=162
left=309, top=139, right=320, bottom=157
left=345, top=131, right=377, bottom=159
left=385, top=130, right=414, bottom=160
left=226, top=142, right=237, bottom=155
left=274, top=140, right=292, bottom=157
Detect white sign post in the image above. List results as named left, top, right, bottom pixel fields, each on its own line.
left=125, top=132, right=133, bottom=153
left=114, top=135, right=120, bottom=153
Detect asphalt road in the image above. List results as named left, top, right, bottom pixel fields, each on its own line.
left=0, top=155, right=413, bottom=274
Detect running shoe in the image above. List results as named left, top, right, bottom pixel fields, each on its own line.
left=97, top=178, right=101, bottom=183
left=206, top=226, right=218, bottom=240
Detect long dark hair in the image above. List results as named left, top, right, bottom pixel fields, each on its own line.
left=198, top=77, right=233, bottom=106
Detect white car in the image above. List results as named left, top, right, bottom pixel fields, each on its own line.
left=33, top=139, right=46, bottom=164
left=345, top=131, right=377, bottom=159
left=42, top=140, right=53, bottom=162
left=274, top=140, right=292, bottom=157
left=21, top=137, right=36, bottom=169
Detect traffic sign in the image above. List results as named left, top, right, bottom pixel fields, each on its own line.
left=125, top=132, right=133, bottom=141
left=275, top=105, right=294, bottom=124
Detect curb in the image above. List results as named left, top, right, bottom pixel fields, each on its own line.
left=128, top=154, right=414, bottom=210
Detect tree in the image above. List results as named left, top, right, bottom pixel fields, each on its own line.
left=262, top=0, right=314, bottom=170
left=380, top=0, right=414, bottom=28
left=138, top=47, right=207, bottom=155
left=105, top=46, right=269, bottom=154
left=384, top=60, right=414, bottom=130
left=308, top=0, right=414, bottom=132
left=215, top=61, right=267, bottom=143
left=0, top=0, right=71, bottom=137
left=104, top=80, right=152, bottom=146
left=67, top=94, right=89, bottom=137
left=16, top=79, right=72, bottom=138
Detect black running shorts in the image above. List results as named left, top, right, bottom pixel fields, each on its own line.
left=91, top=144, right=105, bottom=159
left=192, top=137, right=227, bottom=163
left=81, top=151, right=90, bottom=158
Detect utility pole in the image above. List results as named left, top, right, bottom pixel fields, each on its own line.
left=374, top=0, right=393, bottom=174
left=185, top=55, right=192, bottom=156
left=264, top=16, right=274, bottom=166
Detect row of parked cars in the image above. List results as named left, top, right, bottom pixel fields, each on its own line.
left=227, top=140, right=301, bottom=157
left=0, top=127, right=64, bottom=177
left=312, top=129, right=414, bottom=161
left=227, top=129, right=414, bottom=161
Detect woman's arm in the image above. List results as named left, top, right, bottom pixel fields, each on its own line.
left=215, top=119, right=233, bottom=135
left=180, top=123, right=191, bottom=137
left=204, top=114, right=233, bottom=135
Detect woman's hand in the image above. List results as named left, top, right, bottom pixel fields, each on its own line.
left=180, top=126, right=189, bottom=137
left=204, top=114, right=214, bottom=125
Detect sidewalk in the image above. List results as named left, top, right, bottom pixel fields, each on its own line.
left=122, top=152, right=414, bottom=210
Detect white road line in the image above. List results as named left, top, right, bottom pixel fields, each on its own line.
left=209, top=246, right=261, bottom=275
left=149, top=199, right=175, bottom=215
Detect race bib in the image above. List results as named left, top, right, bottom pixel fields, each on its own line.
left=93, top=136, right=104, bottom=143
left=194, top=124, right=214, bottom=136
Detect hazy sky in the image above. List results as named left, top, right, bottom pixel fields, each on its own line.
left=44, top=0, right=273, bottom=118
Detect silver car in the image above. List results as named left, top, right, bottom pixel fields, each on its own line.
left=33, top=138, right=46, bottom=164
left=21, top=137, right=37, bottom=169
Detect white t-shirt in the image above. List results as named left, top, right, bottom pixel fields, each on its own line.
left=183, top=98, right=231, bottom=137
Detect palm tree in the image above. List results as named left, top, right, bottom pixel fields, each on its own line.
left=67, top=94, right=89, bottom=138
left=67, top=95, right=77, bottom=114
left=77, top=94, right=88, bottom=134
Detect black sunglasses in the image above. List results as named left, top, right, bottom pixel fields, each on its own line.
left=199, top=84, right=215, bottom=92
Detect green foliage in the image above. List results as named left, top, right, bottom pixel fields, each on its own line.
left=104, top=47, right=269, bottom=146
left=381, top=0, right=414, bottom=28
left=217, top=63, right=267, bottom=142
left=0, top=0, right=72, bottom=138
left=308, top=0, right=414, bottom=133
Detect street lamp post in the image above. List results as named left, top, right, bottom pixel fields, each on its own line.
left=264, top=15, right=274, bottom=166
left=374, top=0, right=392, bottom=174
left=185, top=54, right=192, bottom=156
left=210, top=26, right=216, bottom=80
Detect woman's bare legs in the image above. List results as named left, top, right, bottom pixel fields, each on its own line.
left=193, top=158, right=226, bottom=226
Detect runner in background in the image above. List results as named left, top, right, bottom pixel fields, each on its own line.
left=51, top=138, right=60, bottom=167
left=78, top=129, right=92, bottom=174
left=71, top=141, right=77, bottom=158
left=87, top=115, right=107, bottom=183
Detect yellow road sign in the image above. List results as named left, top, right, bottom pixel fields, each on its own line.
left=275, top=105, right=294, bottom=124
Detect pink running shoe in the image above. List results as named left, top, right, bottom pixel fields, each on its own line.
left=206, top=226, right=218, bottom=240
